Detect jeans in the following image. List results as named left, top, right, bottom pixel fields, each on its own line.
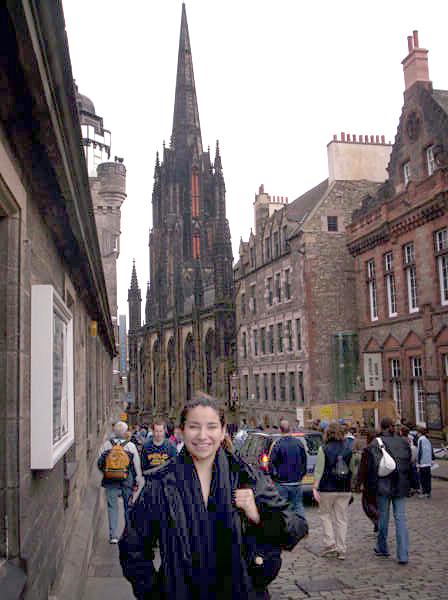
left=376, top=495, right=409, bottom=562
left=275, top=483, right=306, bottom=520
left=419, top=466, right=431, bottom=496
left=105, top=486, right=132, bottom=540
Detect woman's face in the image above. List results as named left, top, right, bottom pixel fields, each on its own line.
left=182, top=406, right=225, bottom=462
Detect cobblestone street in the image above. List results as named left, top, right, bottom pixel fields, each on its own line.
left=84, top=478, right=447, bottom=600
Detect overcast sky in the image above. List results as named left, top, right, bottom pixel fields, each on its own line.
left=62, top=0, right=448, bottom=320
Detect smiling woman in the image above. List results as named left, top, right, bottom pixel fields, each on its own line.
left=119, top=391, right=308, bottom=599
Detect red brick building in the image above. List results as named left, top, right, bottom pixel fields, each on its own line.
left=348, top=32, right=448, bottom=437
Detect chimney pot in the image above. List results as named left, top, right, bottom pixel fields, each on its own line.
left=341, top=132, right=346, bottom=142
left=352, top=134, right=357, bottom=143
left=370, top=135, right=374, bottom=143
left=364, top=135, right=369, bottom=143
left=413, top=30, right=419, bottom=48
left=347, top=133, right=351, bottom=142
left=381, top=135, right=385, bottom=144
left=407, top=36, right=413, bottom=53
left=375, top=135, right=379, bottom=143
left=333, top=134, right=337, bottom=141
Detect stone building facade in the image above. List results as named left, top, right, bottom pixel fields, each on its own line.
left=0, top=4, right=115, bottom=598
left=235, top=138, right=392, bottom=427
left=348, top=32, right=448, bottom=437
left=76, top=90, right=127, bottom=403
left=128, top=5, right=235, bottom=423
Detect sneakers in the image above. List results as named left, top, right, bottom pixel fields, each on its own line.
left=321, top=547, right=338, bottom=558
left=374, top=548, right=390, bottom=558
left=109, top=538, right=119, bottom=544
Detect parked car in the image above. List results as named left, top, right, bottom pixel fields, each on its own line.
left=237, top=430, right=323, bottom=494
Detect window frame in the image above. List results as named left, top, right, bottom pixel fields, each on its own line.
left=327, top=215, right=338, bottom=232
left=366, top=259, right=378, bottom=321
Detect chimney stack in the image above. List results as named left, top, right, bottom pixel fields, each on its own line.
left=402, top=30, right=430, bottom=95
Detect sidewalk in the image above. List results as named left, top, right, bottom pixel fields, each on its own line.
left=82, top=497, right=134, bottom=600
left=432, top=458, right=448, bottom=481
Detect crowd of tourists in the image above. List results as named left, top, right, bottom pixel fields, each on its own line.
left=97, top=396, right=435, bottom=599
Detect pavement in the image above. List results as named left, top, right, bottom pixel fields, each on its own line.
left=83, top=476, right=448, bottom=600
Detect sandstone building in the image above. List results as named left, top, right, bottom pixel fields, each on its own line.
left=348, top=32, right=448, bottom=436
left=128, top=5, right=235, bottom=422
left=0, top=3, right=116, bottom=598
left=235, top=137, right=392, bottom=427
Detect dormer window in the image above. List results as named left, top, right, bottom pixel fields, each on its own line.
left=403, top=161, right=411, bottom=186
left=426, top=146, right=436, bottom=176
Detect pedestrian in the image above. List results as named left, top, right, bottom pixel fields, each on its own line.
left=416, top=427, right=433, bottom=498
left=367, top=416, right=411, bottom=564
left=312, top=422, right=356, bottom=560
left=119, top=392, right=308, bottom=599
left=355, top=430, right=379, bottom=533
left=141, top=418, right=177, bottom=477
left=98, top=421, right=143, bottom=544
left=344, top=426, right=356, bottom=450
left=400, top=425, right=419, bottom=494
left=268, top=418, right=307, bottom=521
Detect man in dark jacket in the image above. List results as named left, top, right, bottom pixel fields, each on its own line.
left=269, top=419, right=307, bottom=520
left=367, top=416, right=411, bottom=564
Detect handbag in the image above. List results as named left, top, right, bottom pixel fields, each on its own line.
left=242, top=517, right=282, bottom=590
left=376, top=438, right=396, bottom=477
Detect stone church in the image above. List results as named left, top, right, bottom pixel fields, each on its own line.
left=128, top=4, right=235, bottom=422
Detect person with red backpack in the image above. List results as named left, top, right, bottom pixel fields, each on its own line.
left=98, top=421, right=143, bottom=543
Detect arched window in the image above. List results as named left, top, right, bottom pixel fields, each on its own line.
left=152, top=340, right=160, bottom=409
left=205, top=330, right=215, bottom=394
left=167, top=338, right=175, bottom=410
left=185, top=334, right=195, bottom=403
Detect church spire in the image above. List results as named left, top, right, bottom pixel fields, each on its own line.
left=171, top=3, right=202, bottom=157
left=128, top=260, right=142, bottom=331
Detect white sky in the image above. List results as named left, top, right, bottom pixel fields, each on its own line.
left=62, top=0, right=448, bottom=320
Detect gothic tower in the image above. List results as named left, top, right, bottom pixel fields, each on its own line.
left=132, top=4, right=235, bottom=421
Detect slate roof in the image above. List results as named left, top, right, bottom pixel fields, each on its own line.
left=433, top=89, right=448, bottom=114
left=286, top=179, right=329, bottom=223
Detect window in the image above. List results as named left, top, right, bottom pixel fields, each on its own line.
left=277, top=322, right=283, bottom=353
left=279, top=373, right=286, bottom=401
left=30, top=285, right=74, bottom=469
left=289, top=372, right=296, bottom=403
left=390, top=358, right=402, bottom=416
left=367, top=259, right=378, bottom=321
left=241, top=332, right=247, bottom=359
left=253, top=329, right=258, bottom=356
left=283, top=225, right=288, bottom=251
left=263, top=373, right=268, bottom=402
left=267, top=277, right=273, bottom=306
left=327, top=216, right=338, bottom=232
left=296, top=318, right=302, bottom=351
left=384, top=252, right=397, bottom=317
left=275, top=273, right=281, bottom=303
left=298, top=371, right=305, bottom=404
left=271, top=373, right=277, bottom=402
left=284, top=269, right=291, bottom=300
left=241, top=293, right=246, bottom=318
left=435, top=228, right=448, bottom=306
left=243, top=374, right=249, bottom=403
left=403, top=243, right=418, bottom=313
left=255, top=374, right=260, bottom=401
left=250, top=245, right=256, bottom=268
left=286, top=320, right=293, bottom=351
left=403, top=161, right=411, bottom=186
left=268, top=325, right=274, bottom=354
left=273, top=231, right=280, bottom=257
left=261, top=327, right=266, bottom=355
left=411, top=357, right=425, bottom=425
left=250, top=284, right=257, bottom=314
left=265, top=237, right=271, bottom=261
left=426, top=146, right=436, bottom=176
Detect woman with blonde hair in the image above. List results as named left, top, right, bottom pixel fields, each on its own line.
left=312, top=422, right=356, bottom=560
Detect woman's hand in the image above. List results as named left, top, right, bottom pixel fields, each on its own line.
left=312, top=488, right=321, bottom=503
left=235, top=488, right=260, bottom=524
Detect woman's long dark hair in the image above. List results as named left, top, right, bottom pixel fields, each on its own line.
left=179, top=391, right=226, bottom=429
